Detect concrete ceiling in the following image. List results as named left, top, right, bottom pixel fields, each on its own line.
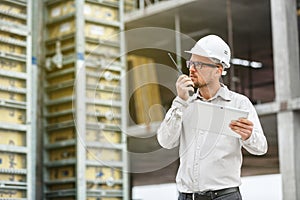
left=125, top=0, right=272, bottom=62
left=125, top=0, right=274, bottom=105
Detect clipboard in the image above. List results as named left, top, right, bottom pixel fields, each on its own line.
left=193, top=101, right=249, bottom=138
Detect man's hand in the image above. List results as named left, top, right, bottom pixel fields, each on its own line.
left=229, top=118, right=253, bottom=140
left=176, top=75, right=194, bottom=101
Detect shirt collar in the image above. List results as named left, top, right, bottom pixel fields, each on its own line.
left=192, top=83, right=232, bottom=102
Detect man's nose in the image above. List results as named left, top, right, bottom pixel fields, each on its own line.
left=189, top=65, right=196, bottom=73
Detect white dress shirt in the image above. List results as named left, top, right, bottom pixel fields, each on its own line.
left=157, top=84, right=268, bottom=193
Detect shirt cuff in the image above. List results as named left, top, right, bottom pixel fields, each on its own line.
left=242, top=129, right=257, bottom=145
left=172, top=96, right=189, bottom=109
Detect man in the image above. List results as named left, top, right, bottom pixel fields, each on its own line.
left=157, top=35, right=268, bottom=200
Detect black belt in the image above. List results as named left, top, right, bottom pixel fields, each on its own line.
left=180, top=187, right=239, bottom=200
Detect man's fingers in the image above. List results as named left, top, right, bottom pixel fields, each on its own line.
left=230, top=119, right=253, bottom=140
left=230, top=125, right=253, bottom=135
left=184, top=80, right=194, bottom=88
left=177, top=74, right=187, bottom=81
left=238, top=118, right=253, bottom=126
left=176, top=75, right=194, bottom=100
left=177, top=75, right=194, bottom=87
left=231, top=120, right=252, bottom=130
left=231, top=118, right=253, bottom=128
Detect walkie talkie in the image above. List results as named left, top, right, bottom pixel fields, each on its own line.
left=168, top=53, right=194, bottom=96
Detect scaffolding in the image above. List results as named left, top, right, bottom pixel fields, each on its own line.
left=0, top=0, right=36, bottom=199
left=41, top=0, right=128, bottom=199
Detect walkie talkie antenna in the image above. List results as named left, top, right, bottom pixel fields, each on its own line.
left=168, top=53, right=194, bottom=96
left=168, top=53, right=183, bottom=74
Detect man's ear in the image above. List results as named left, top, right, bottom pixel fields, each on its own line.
left=216, top=65, right=223, bottom=76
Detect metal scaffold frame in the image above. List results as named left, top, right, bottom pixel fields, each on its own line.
left=120, top=1, right=130, bottom=199
left=75, top=0, right=87, bottom=199
left=0, top=0, right=36, bottom=199
left=27, top=0, right=37, bottom=199
left=41, top=0, right=129, bottom=199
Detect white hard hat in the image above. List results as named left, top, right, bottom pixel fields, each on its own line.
left=185, top=35, right=231, bottom=70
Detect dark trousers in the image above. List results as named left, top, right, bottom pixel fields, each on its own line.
left=178, top=187, right=242, bottom=200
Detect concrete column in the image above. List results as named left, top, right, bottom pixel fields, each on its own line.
left=270, top=0, right=300, bottom=199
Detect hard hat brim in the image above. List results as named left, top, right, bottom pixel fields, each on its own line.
left=184, top=49, right=209, bottom=57
left=185, top=50, right=230, bottom=69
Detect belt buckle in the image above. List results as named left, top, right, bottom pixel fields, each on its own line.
left=192, top=192, right=201, bottom=200
left=192, top=191, right=210, bottom=200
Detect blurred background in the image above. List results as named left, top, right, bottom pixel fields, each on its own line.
left=0, top=0, right=299, bottom=199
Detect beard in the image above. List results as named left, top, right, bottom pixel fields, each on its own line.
left=193, top=81, right=208, bottom=88
left=191, top=72, right=213, bottom=89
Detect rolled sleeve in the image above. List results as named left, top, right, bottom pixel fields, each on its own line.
left=241, top=99, right=268, bottom=155
left=157, top=97, right=188, bottom=149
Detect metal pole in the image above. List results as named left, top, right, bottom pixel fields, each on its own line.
left=120, top=1, right=130, bottom=199
left=226, top=0, right=235, bottom=91
left=75, top=0, right=86, bottom=199
left=139, top=0, right=145, bottom=10
left=175, top=13, right=182, bottom=70
left=27, top=0, right=35, bottom=199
